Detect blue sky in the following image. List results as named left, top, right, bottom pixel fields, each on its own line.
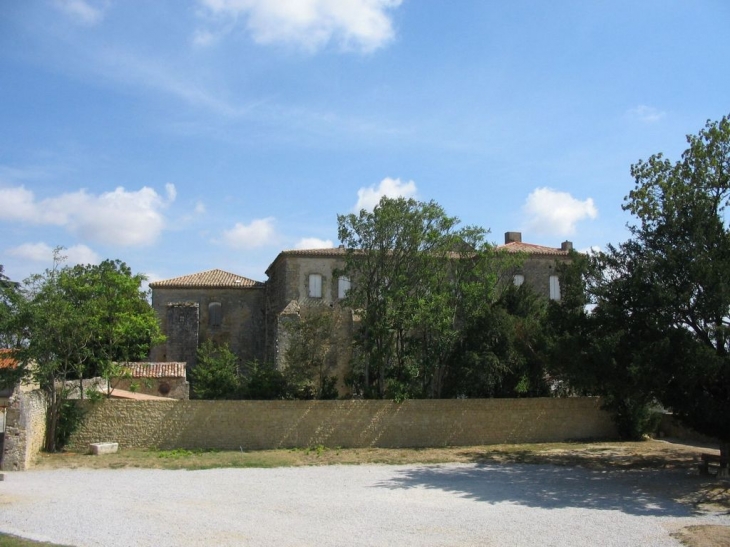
left=1, top=0, right=729, bottom=285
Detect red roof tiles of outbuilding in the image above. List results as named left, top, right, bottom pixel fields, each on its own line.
left=119, top=362, right=187, bottom=378
left=0, top=349, right=17, bottom=369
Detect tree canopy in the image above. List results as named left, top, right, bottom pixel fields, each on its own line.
left=337, top=196, right=544, bottom=399
left=549, top=115, right=730, bottom=442
left=0, top=252, right=164, bottom=451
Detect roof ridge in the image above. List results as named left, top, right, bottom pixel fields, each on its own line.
left=150, top=269, right=264, bottom=288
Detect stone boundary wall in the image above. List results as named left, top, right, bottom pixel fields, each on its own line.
left=1, top=387, right=47, bottom=471
left=68, top=397, right=617, bottom=451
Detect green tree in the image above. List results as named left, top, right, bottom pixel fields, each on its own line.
left=283, top=309, right=338, bottom=399
left=0, top=251, right=163, bottom=451
left=444, top=283, right=550, bottom=399
left=555, top=116, right=730, bottom=445
left=0, top=265, right=23, bottom=351
left=545, top=252, right=661, bottom=439
left=191, top=340, right=241, bottom=399
left=337, top=196, right=517, bottom=399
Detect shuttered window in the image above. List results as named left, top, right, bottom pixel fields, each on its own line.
left=309, top=274, right=323, bottom=298
left=209, top=302, right=222, bottom=327
left=338, top=277, right=351, bottom=299
left=549, top=275, right=561, bottom=301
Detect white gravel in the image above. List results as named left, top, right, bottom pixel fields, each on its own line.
left=1, top=463, right=728, bottom=546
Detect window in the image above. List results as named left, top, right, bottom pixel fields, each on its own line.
left=549, top=275, right=561, bottom=301
left=338, top=276, right=351, bottom=299
left=208, top=302, right=222, bottom=327
left=308, top=274, right=323, bottom=298
left=513, top=274, right=524, bottom=287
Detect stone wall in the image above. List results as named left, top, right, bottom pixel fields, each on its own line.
left=151, top=287, right=266, bottom=367
left=67, top=397, right=617, bottom=451
left=264, top=253, right=350, bottom=384
left=1, top=386, right=47, bottom=471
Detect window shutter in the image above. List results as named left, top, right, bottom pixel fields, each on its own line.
left=338, top=277, right=351, bottom=299
left=549, top=275, right=561, bottom=300
left=309, top=274, right=322, bottom=298
left=208, top=302, right=222, bottom=327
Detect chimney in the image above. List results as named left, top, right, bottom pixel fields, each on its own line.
left=505, top=232, right=522, bottom=244
left=561, top=241, right=573, bottom=251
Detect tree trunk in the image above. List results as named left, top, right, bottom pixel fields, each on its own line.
left=44, top=385, right=59, bottom=452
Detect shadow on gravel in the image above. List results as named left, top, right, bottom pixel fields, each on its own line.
left=376, top=463, right=702, bottom=517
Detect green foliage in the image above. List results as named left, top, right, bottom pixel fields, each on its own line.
left=191, top=340, right=241, bottom=399
left=338, top=196, right=524, bottom=399
left=241, top=360, right=289, bottom=400
left=548, top=115, right=730, bottom=441
left=54, top=399, right=86, bottom=450
left=283, top=310, right=338, bottom=399
left=444, top=284, right=550, bottom=398
left=0, top=251, right=164, bottom=451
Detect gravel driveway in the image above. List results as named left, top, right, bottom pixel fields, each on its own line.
left=1, top=463, right=728, bottom=546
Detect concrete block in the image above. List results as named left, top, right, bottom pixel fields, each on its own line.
left=90, top=442, right=118, bottom=455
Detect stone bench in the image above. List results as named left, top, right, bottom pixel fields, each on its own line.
left=89, top=442, right=119, bottom=456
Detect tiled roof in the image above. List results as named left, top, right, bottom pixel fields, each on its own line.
left=278, top=247, right=348, bottom=257
left=118, top=362, right=187, bottom=378
left=0, top=349, right=17, bottom=369
left=266, top=247, right=348, bottom=275
left=496, top=241, right=570, bottom=256
left=149, top=269, right=264, bottom=289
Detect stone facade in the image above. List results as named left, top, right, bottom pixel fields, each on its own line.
left=497, top=232, right=573, bottom=299
left=150, top=271, right=266, bottom=372
left=150, top=234, right=571, bottom=394
left=67, top=397, right=617, bottom=451
left=263, top=248, right=355, bottom=383
left=1, top=385, right=47, bottom=471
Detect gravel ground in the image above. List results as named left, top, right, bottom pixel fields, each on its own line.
left=1, top=463, right=729, bottom=547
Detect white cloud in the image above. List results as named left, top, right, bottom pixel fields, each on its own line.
left=0, top=184, right=175, bottom=247
left=8, top=243, right=100, bottom=266
left=53, top=0, right=107, bottom=26
left=197, top=0, right=402, bottom=53
left=222, top=217, right=277, bottom=249
left=628, top=105, right=666, bottom=123
left=354, top=177, right=417, bottom=212
left=194, top=201, right=207, bottom=215
left=0, top=186, right=41, bottom=223
left=295, top=237, right=333, bottom=250
left=579, top=245, right=602, bottom=256
left=523, top=187, right=598, bottom=237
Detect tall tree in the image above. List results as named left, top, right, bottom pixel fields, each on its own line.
left=559, top=116, right=730, bottom=445
left=283, top=309, right=338, bottom=399
left=337, top=196, right=514, bottom=399
left=0, top=252, right=163, bottom=451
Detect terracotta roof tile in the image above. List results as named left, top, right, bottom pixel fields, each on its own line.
left=496, top=241, right=570, bottom=256
left=0, top=349, right=17, bottom=369
left=278, top=247, right=347, bottom=257
left=118, top=362, right=187, bottom=378
left=149, top=269, right=263, bottom=289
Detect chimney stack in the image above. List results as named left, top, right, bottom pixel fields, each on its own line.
left=505, top=232, right=522, bottom=244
